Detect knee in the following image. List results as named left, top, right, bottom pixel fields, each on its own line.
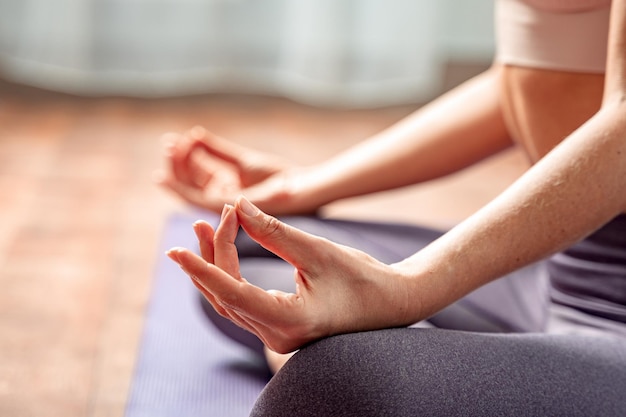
left=250, top=334, right=365, bottom=417
left=250, top=330, right=423, bottom=417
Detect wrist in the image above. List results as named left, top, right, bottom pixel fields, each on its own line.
left=279, top=166, right=337, bottom=214
left=391, top=248, right=462, bottom=323
left=390, top=261, right=427, bottom=324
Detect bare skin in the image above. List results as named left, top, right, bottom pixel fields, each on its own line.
left=164, top=1, right=626, bottom=369
left=244, top=66, right=620, bottom=370
left=501, top=67, right=605, bottom=162
left=157, top=66, right=513, bottom=216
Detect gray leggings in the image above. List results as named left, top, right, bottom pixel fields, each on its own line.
left=198, top=217, right=626, bottom=416
left=252, top=329, right=626, bottom=416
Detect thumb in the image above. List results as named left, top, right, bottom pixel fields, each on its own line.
left=234, top=195, right=324, bottom=271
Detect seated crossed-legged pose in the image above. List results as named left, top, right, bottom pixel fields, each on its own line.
left=160, top=0, right=626, bottom=415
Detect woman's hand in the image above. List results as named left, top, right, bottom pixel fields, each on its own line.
left=166, top=196, right=416, bottom=353
left=155, top=126, right=314, bottom=215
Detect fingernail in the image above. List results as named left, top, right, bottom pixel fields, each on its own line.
left=190, top=125, right=206, bottom=139
left=192, top=220, right=202, bottom=236
left=165, top=247, right=180, bottom=260
left=221, top=204, right=234, bottom=222
left=238, top=196, right=259, bottom=217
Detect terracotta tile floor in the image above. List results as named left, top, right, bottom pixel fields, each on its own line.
left=0, top=81, right=528, bottom=417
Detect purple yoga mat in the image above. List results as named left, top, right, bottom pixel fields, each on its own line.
left=125, top=211, right=270, bottom=417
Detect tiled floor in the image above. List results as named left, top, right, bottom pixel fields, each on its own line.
left=0, top=81, right=527, bottom=417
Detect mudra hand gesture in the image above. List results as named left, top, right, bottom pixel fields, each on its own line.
left=166, top=196, right=414, bottom=353
left=156, top=126, right=313, bottom=215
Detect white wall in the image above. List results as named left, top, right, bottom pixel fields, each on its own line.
left=0, top=0, right=495, bottom=106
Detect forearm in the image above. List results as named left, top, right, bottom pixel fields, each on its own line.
left=399, top=103, right=626, bottom=321
left=293, top=66, right=513, bottom=208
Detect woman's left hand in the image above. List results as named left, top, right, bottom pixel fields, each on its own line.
left=167, top=196, right=416, bottom=353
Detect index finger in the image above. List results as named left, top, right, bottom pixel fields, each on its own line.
left=161, top=132, right=195, bottom=185
left=187, top=126, right=247, bottom=169
left=213, top=204, right=242, bottom=280
left=168, top=247, right=302, bottom=321
left=193, top=220, right=215, bottom=263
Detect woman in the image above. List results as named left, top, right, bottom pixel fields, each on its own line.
left=162, top=0, right=626, bottom=415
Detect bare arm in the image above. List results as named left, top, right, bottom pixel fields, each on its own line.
left=168, top=111, right=624, bottom=352
left=167, top=1, right=625, bottom=354
left=159, top=66, right=511, bottom=214
left=293, top=66, right=513, bottom=209
left=168, top=98, right=625, bottom=352
left=400, top=104, right=626, bottom=318
left=399, top=0, right=626, bottom=319
left=604, top=0, right=626, bottom=105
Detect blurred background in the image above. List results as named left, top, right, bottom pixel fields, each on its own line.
left=0, top=0, right=495, bottom=106
left=0, top=1, right=528, bottom=416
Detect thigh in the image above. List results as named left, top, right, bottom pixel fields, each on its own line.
left=251, top=329, right=626, bottom=417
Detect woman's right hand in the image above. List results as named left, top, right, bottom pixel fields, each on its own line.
left=155, top=126, right=316, bottom=215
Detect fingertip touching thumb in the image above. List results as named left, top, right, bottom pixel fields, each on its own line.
left=235, top=195, right=322, bottom=271
left=236, top=195, right=260, bottom=218
left=234, top=195, right=303, bottom=262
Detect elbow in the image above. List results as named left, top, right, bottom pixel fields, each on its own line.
left=603, top=93, right=626, bottom=108
left=599, top=91, right=626, bottom=118
left=601, top=77, right=626, bottom=108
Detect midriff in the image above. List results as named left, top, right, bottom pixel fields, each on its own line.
left=500, top=65, right=604, bottom=162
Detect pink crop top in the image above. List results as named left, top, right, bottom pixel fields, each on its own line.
left=496, top=0, right=612, bottom=73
